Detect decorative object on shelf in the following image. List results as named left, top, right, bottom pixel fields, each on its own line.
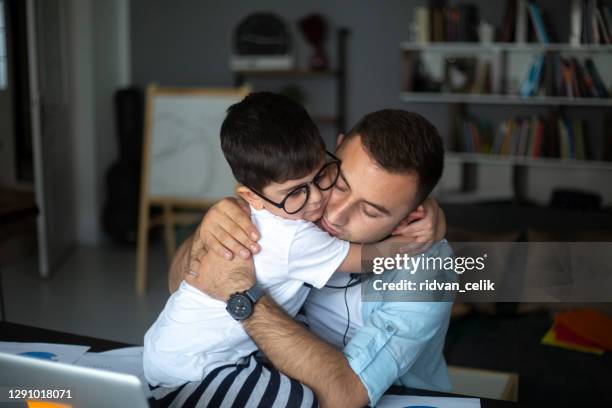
left=478, top=20, right=495, bottom=44
left=298, top=13, right=329, bottom=71
left=231, top=13, right=294, bottom=71
left=444, top=57, right=477, bottom=93
left=234, top=28, right=350, bottom=136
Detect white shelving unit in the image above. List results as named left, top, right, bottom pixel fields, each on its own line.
left=401, top=41, right=612, bottom=203
left=401, top=42, right=612, bottom=53
left=445, top=152, right=612, bottom=171
left=400, top=92, right=612, bottom=106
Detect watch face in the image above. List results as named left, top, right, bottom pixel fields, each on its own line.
left=227, top=293, right=253, bottom=320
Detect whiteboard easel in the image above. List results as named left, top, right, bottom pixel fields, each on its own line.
left=136, top=84, right=249, bottom=294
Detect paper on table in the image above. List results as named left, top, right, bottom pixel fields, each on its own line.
left=376, top=394, right=480, bottom=408
left=75, top=346, right=151, bottom=397
left=0, top=341, right=90, bottom=364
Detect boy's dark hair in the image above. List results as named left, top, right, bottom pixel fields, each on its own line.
left=220, top=92, right=325, bottom=191
left=343, top=109, right=444, bottom=204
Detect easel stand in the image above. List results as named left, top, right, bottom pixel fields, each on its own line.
left=135, top=84, right=249, bottom=295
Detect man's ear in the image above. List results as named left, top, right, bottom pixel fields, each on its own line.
left=336, top=133, right=346, bottom=148
left=236, top=186, right=265, bottom=210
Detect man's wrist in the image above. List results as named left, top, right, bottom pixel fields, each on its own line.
left=226, top=283, right=265, bottom=321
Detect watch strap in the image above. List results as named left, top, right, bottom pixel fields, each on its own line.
left=245, top=283, right=265, bottom=304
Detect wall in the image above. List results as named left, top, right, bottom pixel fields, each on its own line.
left=70, top=0, right=130, bottom=245
left=130, top=0, right=612, bottom=206
left=0, top=0, right=16, bottom=186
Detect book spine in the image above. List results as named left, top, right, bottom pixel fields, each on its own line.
left=515, top=0, right=528, bottom=43
left=570, top=0, right=583, bottom=45
left=527, top=1, right=550, bottom=43
left=415, top=7, right=431, bottom=43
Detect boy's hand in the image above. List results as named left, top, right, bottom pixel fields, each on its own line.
left=390, top=198, right=446, bottom=253
left=191, top=197, right=261, bottom=273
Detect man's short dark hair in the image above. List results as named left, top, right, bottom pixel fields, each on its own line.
left=220, top=92, right=325, bottom=191
left=343, top=109, right=444, bottom=204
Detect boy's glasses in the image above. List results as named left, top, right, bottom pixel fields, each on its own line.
left=250, top=151, right=341, bottom=215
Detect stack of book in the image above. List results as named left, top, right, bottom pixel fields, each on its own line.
left=413, top=2, right=479, bottom=43
left=500, top=0, right=556, bottom=43
left=541, top=309, right=612, bottom=355
left=520, top=54, right=609, bottom=98
left=569, top=0, right=612, bottom=45
left=458, top=115, right=590, bottom=160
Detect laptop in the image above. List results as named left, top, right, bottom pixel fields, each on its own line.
left=0, top=352, right=149, bottom=408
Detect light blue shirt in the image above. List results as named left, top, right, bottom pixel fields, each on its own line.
left=305, top=240, right=455, bottom=406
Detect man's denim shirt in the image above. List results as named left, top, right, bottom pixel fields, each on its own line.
left=344, top=239, right=456, bottom=406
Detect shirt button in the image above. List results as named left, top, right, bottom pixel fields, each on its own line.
left=385, top=323, right=395, bottom=333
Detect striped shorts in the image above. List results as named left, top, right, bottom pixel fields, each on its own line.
left=148, top=355, right=318, bottom=408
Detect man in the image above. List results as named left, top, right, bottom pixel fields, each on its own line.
left=164, top=110, right=452, bottom=407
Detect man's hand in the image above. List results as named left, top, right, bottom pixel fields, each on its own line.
left=185, top=250, right=256, bottom=301
left=391, top=197, right=446, bottom=252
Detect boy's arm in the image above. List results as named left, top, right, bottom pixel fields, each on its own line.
left=336, top=243, right=363, bottom=272
left=336, top=237, right=424, bottom=273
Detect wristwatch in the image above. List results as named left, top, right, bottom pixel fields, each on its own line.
left=226, top=283, right=265, bottom=321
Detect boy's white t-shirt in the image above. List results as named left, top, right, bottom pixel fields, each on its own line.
left=143, top=206, right=350, bottom=387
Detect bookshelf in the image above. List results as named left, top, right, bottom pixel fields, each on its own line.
left=401, top=1, right=612, bottom=204
left=400, top=92, right=612, bottom=106
left=446, top=152, right=612, bottom=171
left=401, top=42, right=612, bottom=52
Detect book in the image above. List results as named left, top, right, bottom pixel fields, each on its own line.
left=560, top=59, right=575, bottom=97
left=500, top=119, right=515, bottom=155
left=604, top=6, right=612, bottom=43
left=492, top=121, right=507, bottom=154
left=595, top=6, right=611, bottom=44
left=500, top=0, right=517, bottom=42
left=415, top=7, right=431, bottom=43
left=570, top=57, right=588, bottom=97
left=458, top=4, right=479, bottom=41
left=520, top=54, right=545, bottom=97
left=431, top=5, right=446, bottom=42
left=517, top=118, right=530, bottom=155
left=546, top=112, right=560, bottom=157
left=555, top=309, right=612, bottom=351
left=558, top=118, right=570, bottom=158
left=569, top=0, right=583, bottom=45
left=515, top=0, right=528, bottom=43
left=533, top=118, right=544, bottom=157
left=527, top=1, right=550, bottom=43
left=573, top=119, right=586, bottom=159
left=584, top=58, right=609, bottom=97
left=541, top=325, right=605, bottom=355
left=543, top=52, right=555, bottom=96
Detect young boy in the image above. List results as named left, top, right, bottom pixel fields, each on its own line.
left=143, top=92, right=430, bottom=387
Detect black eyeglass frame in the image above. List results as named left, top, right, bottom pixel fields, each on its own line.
left=249, top=150, right=342, bottom=215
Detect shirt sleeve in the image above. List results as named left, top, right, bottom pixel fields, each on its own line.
left=287, top=222, right=350, bottom=289
left=343, top=301, right=452, bottom=406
